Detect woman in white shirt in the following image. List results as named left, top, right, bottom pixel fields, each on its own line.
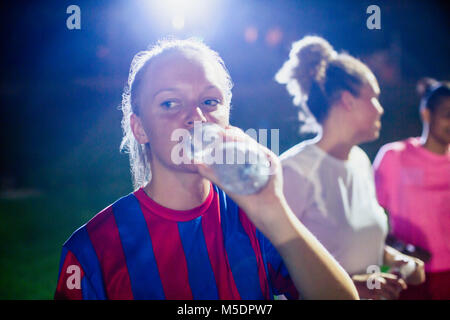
left=276, top=36, right=425, bottom=299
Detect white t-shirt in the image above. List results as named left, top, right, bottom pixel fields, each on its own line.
left=281, top=141, right=388, bottom=275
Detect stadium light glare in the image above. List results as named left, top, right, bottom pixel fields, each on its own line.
left=153, top=0, right=210, bottom=30
left=172, top=14, right=185, bottom=29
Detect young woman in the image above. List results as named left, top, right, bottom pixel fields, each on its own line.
left=373, top=78, right=450, bottom=299
left=54, top=39, right=358, bottom=300
left=277, top=36, right=425, bottom=300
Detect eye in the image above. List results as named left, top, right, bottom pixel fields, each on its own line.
left=203, top=99, right=220, bottom=107
left=160, top=100, right=181, bottom=109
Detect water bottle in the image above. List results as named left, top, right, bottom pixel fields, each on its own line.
left=185, top=123, right=271, bottom=195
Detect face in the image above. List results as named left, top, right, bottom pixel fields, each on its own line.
left=131, top=50, right=230, bottom=174
left=349, top=72, right=384, bottom=143
left=425, top=97, right=450, bottom=145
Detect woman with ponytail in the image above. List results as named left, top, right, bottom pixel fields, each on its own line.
left=277, top=36, right=425, bottom=300
left=373, top=78, right=450, bottom=299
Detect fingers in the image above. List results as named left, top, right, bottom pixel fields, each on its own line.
left=415, top=258, right=425, bottom=269
left=378, top=278, right=400, bottom=300
left=377, top=273, right=407, bottom=300
left=222, top=125, right=276, bottom=157
left=222, top=126, right=281, bottom=175
left=354, top=272, right=408, bottom=300
left=196, top=124, right=281, bottom=195
left=407, top=258, right=425, bottom=285
left=398, top=278, right=407, bottom=290
left=221, top=126, right=248, bottom=143
left=391, top=255, right=410, bottom=269
left=381, top=273, right=408, bottom=290
left=379, top=285, right=397, bottom=300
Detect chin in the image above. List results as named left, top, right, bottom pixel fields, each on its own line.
left=373, top=131, right=381, bottom=140
left=370, top=126, right=381, bottom=140
left=172, top=163, right=201, bottom=174
left=358, top=131, right=379, bottom=144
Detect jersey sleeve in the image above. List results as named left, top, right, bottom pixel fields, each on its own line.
left=54, top=225, right=106, bottom=300
left=260, top=233, right=301, bottom=300
left=54, top=247, right=86, bottom=300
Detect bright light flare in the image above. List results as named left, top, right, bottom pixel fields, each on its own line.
left=172, top=14, right=185, bottom=29
left=151, top=0, right=211, bottom=31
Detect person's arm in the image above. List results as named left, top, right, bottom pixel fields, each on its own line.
left=197, top=126, right=359, bottom=300
left=384, top=245, right=425, bottom=285
left=259, top=200, right=359, bottom=300
left=55, top=246, right=102, bottom=300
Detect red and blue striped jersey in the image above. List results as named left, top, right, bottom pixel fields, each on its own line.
left=54, top=184, right=299, bottom=300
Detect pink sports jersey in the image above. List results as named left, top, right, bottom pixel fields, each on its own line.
left=373, top=137, right=450, bottom=272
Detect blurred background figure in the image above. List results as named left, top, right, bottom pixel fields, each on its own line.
left=277, top=36, right=425, bottom=300
left=373, top=79, right=450, bottom=300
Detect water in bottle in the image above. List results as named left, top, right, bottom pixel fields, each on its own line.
left=185, top=123, right=271, bottom=195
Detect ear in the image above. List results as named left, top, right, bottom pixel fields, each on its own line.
left=339, top=91, right=355, bottom=112
left=130, top=113, right=149, bottom=144
left=420, top=108, right=431, bottom=124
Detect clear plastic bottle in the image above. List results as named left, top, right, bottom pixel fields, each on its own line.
left=185, top=123, right=271, bottom=195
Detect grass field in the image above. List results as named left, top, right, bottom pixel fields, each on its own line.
left=0, top=185, right=130, bottom=299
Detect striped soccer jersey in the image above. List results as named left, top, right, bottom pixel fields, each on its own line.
left=55, top=184, right=299, bottom=300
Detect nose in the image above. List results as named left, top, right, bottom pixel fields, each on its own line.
left=375, top=99, right=384, bottom=116
left=185, top=106, right=207, bottom=128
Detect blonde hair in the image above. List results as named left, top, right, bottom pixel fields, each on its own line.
left=120, top=38, right=233, bottom=189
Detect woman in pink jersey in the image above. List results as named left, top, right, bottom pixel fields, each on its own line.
left=373, top=78, right=450, bottom=299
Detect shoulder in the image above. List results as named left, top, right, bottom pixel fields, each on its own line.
left=62, top=207, right=114, bottom=258
left=63, top=192, right=137, bottom=253
left=345, top=146, right=372, bottom=174
left=351, top=146, right=371, bottom=162
left=373, top=139, right=411, bottom=170
left=88, top=193, right=139, bottom=235
left=280, top=140, right=317, bottom=163
left=280, top=140, right=320, bottom=178
left=379, top=140, right=409, bottom=156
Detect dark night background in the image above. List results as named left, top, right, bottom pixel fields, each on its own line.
left=0, top=0, right=448, bottom=299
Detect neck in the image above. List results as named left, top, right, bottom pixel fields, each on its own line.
left=143, top=161, right=211, bottom=211
left=316, top=117, right=355, bottom=161
left=421, top=128, right=449, bottom=155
